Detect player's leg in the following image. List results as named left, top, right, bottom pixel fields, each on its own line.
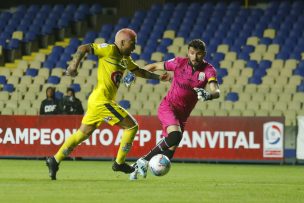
left=46, top=100, right=101, bottom=180
left=143, top=125, right=182, bottom=161
left=112, top=114, right=138, bottom=173
left=131, top=126, right=182, bottom=179
left=133, top=101, right=182, bottom=179
left=162, top=146, right=177, bottom=160
left=102, top=102, right=138, bottom=174
left=54, top=124, right=95, bottom=162
left=46, top=123, right=95, bottom=180
left=161, top=123, right=185, bottom=160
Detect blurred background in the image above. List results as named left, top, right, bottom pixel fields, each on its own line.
left=0, top=0, right=303, bottom=163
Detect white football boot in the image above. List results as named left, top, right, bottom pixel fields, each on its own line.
left=136, top=158, right=148, bottom=178
left=129, top=163, right=138, bottom=180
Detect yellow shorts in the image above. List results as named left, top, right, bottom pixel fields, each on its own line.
left=82, top=100, right=129, bottom=128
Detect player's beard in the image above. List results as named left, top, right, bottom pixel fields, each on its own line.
left=189, top=60, right=203, bottom=69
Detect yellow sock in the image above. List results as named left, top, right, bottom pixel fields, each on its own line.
left=115, top=125, right=138, bottom=164
left=54, top=130, right=89, bottom=163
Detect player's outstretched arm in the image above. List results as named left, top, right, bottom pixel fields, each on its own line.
left=132, top=62, right=171, bottom=82
left=66, top=44, right=92, bottom=77
left=144, top=62, right=165, bottom=72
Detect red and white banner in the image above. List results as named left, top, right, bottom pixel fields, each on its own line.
left=0, top=115, right=284, bottom=162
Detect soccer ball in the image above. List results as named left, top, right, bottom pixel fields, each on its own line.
left=148, top=154, right=171, bottom=176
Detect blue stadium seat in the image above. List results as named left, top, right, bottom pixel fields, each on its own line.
left=217, top=68, right=228, bottom=77
left=297, top=83, right=304, bottom=92
left=213, top=53, right=225, bottom=62
left=70, top=83, right=81, bottom=92
left=160, top=38, right=173, bottom=47
left=26, top=68, right=38, bottom=77
left=60, top=53, right=72, bottom=62
left=3, top=84, right=15, bottom=92
left=90, top=4, right=102, bottom=15
left=53, top=5, right=65, bottom=13
left=133, top=11, right=146, bottom=19
left=225, top=92, right=239, bottom=102
left=0, top=76, right=7, bottom=84
left=140, top=52, right=151, bottom=61
left=98, top=32, right=111, bottom=39
left=8, top=39, right=19, bottom=49
left=293, top=67, right=304, bottom=77
left=238, top=52, right=250, bottom=60
left=246, top=60, right=259, bottom=69
left=65, top=4, right=77, bottom=13
left=268, top=21, right=280, bottom=29
left=156, top=45, right=167, bottom=53
left=78, top=4, right=90, bottom=15
left=43, top=61, right=56, bottom=70
left=47, top=76, right=60, bottom=84
left=253, top=68, right=267, bottom=77
left=289, top=53, right=301, bottom=60
left=55, top=91, right=64, bottom=100
left=118, top=17, right=130, bottom=26
left=86, top=54, right=98, bottom=62
left=69, top=38, right=81, bottom=47
left=229, top=45, right=241, bottom=53
left=64, top=45, right=77, bottom=55
left=56, top=61, right=67, bottom=69
left=131, top=53, right=139, bottom=60
left=248, top=76, right=262, bottom=85
left=147, top=79, right=160, bottom=85
left=259, top=60, right=272, bottom=69
left=52, top=46, right=64, bottom=54
left=57, top=18, right=69, bottom=29
left=119, top=100, right=131, bottom=109
left=242, top=45, right=255, bottom=53
left=276, top=51, right=290, bottom=60
left=163, top=53, right=175, bottom=61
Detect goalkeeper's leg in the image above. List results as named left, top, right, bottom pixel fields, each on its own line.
left=143, top=129, right=182, bottom=161
left=133, top=128, right=182, bottom=178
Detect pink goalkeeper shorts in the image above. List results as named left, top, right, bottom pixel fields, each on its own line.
left=157, top=99, right=186, bottom=137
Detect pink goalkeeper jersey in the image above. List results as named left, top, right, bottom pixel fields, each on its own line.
left=163, top=57, right=217, bottom=117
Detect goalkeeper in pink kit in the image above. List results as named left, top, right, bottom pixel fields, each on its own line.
left=126, top=39, right=220, bottom=180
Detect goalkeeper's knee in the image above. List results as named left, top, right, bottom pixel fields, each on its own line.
left=164, top=131, right=183, bottom=147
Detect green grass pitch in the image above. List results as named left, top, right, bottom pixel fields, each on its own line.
left=0, top=159, right=303, bottom=203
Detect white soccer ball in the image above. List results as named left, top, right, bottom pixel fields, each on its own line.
left=149, top=154, right=171, bottom=176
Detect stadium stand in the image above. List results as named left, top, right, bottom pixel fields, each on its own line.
left=0, top=1, right=303, bottom=127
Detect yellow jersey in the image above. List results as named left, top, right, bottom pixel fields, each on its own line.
left=89, top=43, right=138, bottom=102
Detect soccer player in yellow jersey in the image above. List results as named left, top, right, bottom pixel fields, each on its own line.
left=46, top=28, right=170, bottom=180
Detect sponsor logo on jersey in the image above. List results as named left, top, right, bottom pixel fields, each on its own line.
left=111, top=71, right=123, bottom=87
left=104, top=116, right=113, bottom=123
left=198, top=72, right=205, bottom=81
left=98, top=43, right=108, bottom=48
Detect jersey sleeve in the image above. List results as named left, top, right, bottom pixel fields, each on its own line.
left=126, top=56, right=139, bottom=71
left=206, top=66, right=218, bottom=83
left=164, top=57, right=180, bottom=71
left=91, top=43, right=111, bottom=57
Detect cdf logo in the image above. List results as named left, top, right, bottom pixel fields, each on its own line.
left=263, top=122, right=284, bottom=158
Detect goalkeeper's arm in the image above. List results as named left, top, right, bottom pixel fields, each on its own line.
left=194, top=82, right=220, bottom=101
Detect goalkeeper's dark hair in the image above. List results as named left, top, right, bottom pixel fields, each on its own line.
left=188, top=39, right=206, bottom=52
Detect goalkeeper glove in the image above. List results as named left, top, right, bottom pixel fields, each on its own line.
left=193, top=87, right=212, bottom=101
left=123, top=72, right=136, bottom=87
